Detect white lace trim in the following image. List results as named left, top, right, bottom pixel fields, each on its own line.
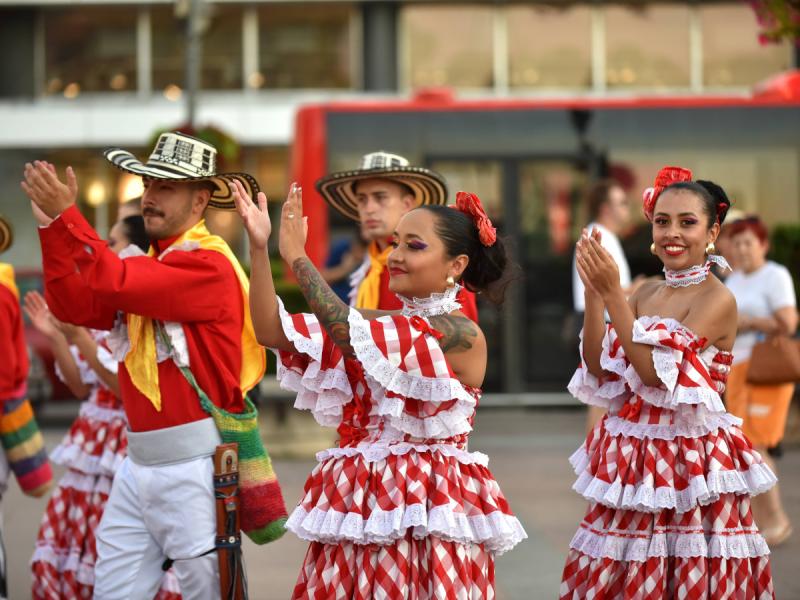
left=316, top=442, right=490, bottom=467
left=48, top=469, right=114, bottom=494
left=398, top=284, right=462, bottom=318
left=286, top=504, right=527, bottom=556
left=603, top=413, right=742, bottom=440
left=569, top=447, right=777, bottom=514
left=77, top=400, right=127, bottom=424
left=105, top=315, right=189, bottom=368
left=569, top=527, right=770, bottom=561
left=277, top=298, right=324, bottom=362
left=275, top=361, right=352, bottom=429
left=567, top=368, right=627, bottom=411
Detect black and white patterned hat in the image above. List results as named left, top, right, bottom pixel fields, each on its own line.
left=104, top=132, right=259, bottom=210
left=316, top=151, right=448, bottom=221
left=0, top=214, right=12, bottom=253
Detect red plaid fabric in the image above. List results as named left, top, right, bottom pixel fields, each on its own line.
left=292, top=530, right=495, bottom=600
left=289, top=449, right=522, bottom=554
left=32, top=394, right=181, bottom=599
left=560, top=552, right=774, bottom=600
left=562, top=316, right=775, bottom=598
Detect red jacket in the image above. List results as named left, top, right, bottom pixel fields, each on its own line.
left=39, top=205, right=246, bottom=432
left=0, top=278, right=28, bottom=400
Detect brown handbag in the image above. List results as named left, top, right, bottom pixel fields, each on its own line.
left=745, top=335, right=800, bottom=385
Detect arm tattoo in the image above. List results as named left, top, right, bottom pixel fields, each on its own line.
left=429, top=315, right=478, bottom=353
left=292, top=257, right=355, bottom=356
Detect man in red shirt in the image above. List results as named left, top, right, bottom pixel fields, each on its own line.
left=21, top=133, right=269, bottom=598
left=316, top=152, right=479, bottom=320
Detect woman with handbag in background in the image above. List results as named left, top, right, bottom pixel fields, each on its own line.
left=725, top=215, right=796, bottom=547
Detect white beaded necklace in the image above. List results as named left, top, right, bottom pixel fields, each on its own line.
left=664, top=255, right=730, bottom=288
left=398, top=284, right=463, bottom=318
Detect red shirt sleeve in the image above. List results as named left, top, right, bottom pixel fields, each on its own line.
left=40, top=205, right=230, bottom=325
left=0, top=286, right=28, bottom=399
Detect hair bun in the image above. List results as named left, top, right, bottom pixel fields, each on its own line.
left=696, top=180, right=731, bottom=224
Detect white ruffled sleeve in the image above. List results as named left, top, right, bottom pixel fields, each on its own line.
left=347, top=310, right=478, bottom=440
left=272, top=299, right=352, bottom=428
left=624, top=316, right=729, bottom=422
left=567, top=325, right=628, bottom=411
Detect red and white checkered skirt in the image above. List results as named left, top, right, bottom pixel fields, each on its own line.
left=292, top=530, right=495, bottom=600
left=560, top=493, right=775, bottom=599
left=31, top=393, right=181, bottom=599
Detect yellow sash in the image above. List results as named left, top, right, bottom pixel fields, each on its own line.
left=355, top=242, right=392, bottom=310
left=0, top=263, right=19, bottom=300
left=124, top=221, right=266, bottom=411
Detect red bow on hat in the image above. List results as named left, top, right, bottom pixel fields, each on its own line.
left=454, top=191, right=497, bottom=247
left=642, top=166, right=693, bottom=222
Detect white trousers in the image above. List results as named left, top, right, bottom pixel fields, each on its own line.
left=94, top=456, right=220, bottom=599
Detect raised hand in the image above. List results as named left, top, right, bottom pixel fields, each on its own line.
left=576, top=231, right=621, bottom=300
left=21, top=161, right=78, bottom=218
left=232, top=179, right=272, bottom=251
left=278, top=183, right=309, bottom=264
left=23, top=291, right=61, bottom=339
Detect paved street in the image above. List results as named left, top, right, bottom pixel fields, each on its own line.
left=4, top=408, right=799, bottom=599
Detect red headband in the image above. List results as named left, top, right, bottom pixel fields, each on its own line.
left=454, top=191, right=497, bottom=246
left=642, top=166, right=693, bottom=222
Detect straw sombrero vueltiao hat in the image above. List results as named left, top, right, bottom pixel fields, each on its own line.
left=316, top=152, right=448, bottom=221
left=104, top=131, right=259, bottom=210
left=0, top=214, right=12, bottom=253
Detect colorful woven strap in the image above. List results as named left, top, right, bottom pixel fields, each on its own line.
left=155, top=323, right=287, bottom=544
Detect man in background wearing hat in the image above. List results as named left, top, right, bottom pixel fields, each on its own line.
left=316, top=152, right=478, bottom=320
left=0, top=214, right=53, bottom=599
left=21, top=133, right=284, bottom=598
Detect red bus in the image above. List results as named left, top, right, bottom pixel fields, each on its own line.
left=289, top=72, right=800, bottom=394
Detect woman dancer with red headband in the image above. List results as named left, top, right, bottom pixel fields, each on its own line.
left=235, top=182, right=526, bottom=597
left=560, top=167, right=776, bottom=598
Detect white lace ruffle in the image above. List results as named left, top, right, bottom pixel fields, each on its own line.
left=276, top=361, right=352, bottom=429
left=569, top=526, right=770, bottom=562
left=50, top=469, right=114, bottom=494
left=567, top=368, right=627, bottom=411
left=286, top=503, right=527, bottom=556
left=277, top=298, right=324, bottom=362
left=603, top=413, right=742, bottom=441
left=77, top=400, right=126, bottom=423
left=316, top=442, right=490, bottom=467
left=348, top=309, right=477, bottom=438
left=569, top=447, right=777, bottom=514
left=105, top=316, right=190, bottom=367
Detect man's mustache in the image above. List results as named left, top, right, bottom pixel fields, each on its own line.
left=143, top=207, right=164, bottom=218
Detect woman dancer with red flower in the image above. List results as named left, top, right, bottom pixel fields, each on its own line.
left=235, top=182, right=526, bottom=598
left=560, top=167, right=776, bottom=598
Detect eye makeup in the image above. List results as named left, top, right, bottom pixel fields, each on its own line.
left=408, top=240, right=428, bottom=250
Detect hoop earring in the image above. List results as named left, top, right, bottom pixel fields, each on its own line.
left=706, top=242, right=716, bottom=255
left=446, top=275, right=455, bottom=287
left=650, top=243, right=657, bottom=255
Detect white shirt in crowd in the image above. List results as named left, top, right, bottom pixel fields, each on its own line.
left=725, top=260, right=797, bottom=365
left=572, top=222, right=632, bottom=312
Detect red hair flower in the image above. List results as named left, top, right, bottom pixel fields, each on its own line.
left=454, top=191, right=497, bottom=247
left=642, top=166, right=693, bottom=221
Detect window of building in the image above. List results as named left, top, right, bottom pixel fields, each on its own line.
left=605, top=4, right=691, bottom=89
left=202, top=5, right=244, bottom=90
left=507, top=5, right=592, bottom=90
left=151, top=6, right=187, bottom=95
left=402, top=5, right=494, bottom=89
left=257, top=4, right=355, bottom=89
left=701, top=4, right=792, bottom=88
left=43, top=6, right=137, bottom=96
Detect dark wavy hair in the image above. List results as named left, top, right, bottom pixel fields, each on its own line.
left=416, top=205, right=516, bottom=305
left=661, top=180, right=732, bottom=228
left=119, top=215, right=149, bottom=252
